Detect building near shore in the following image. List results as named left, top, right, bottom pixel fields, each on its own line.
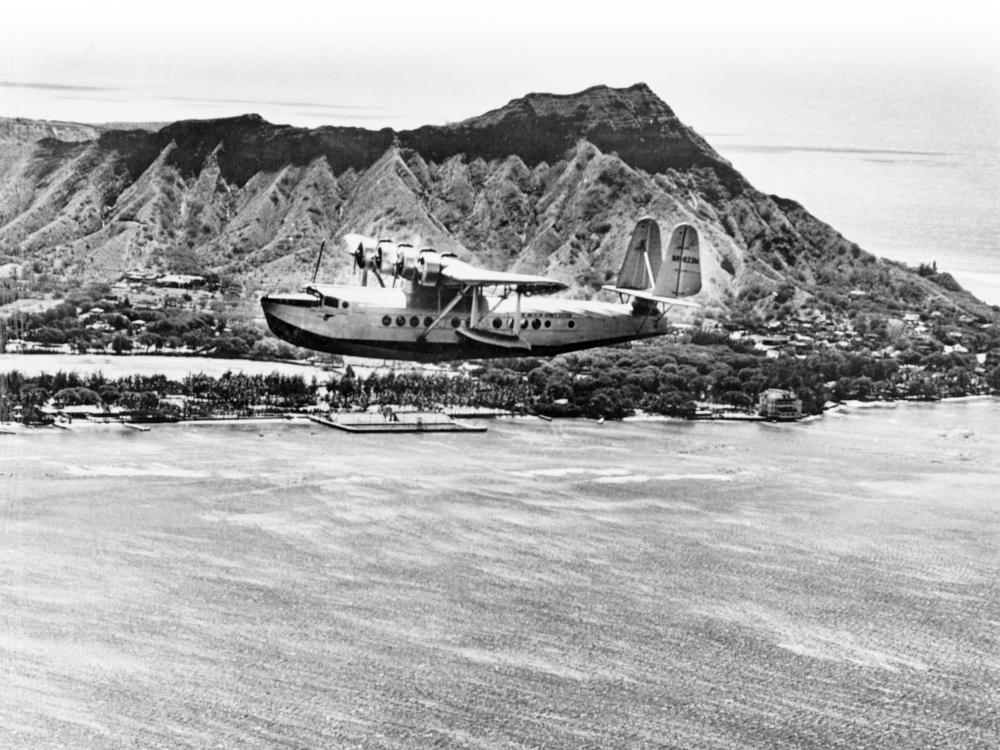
left=757, top=389, right=802, bottom=421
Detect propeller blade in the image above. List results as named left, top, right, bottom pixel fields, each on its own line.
left=310, top=240, right=326, bottom=284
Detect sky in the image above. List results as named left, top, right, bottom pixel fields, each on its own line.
left=2, top=0, right=996, bottom=130
left=2, top=0, right=998, bottom=298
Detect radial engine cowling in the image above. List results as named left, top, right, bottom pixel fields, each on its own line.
left=417, top=250, right=442, bottom=286
left=396, top=244, right=420, bottom=281
left=376, top=240, right=398, bottom=275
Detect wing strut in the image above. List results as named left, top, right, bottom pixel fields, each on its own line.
left=417, top=286, right=470, bottom=343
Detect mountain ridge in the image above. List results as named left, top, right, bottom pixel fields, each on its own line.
left=0, top=84, right=994, bottom=326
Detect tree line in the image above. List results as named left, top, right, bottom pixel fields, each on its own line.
left=3, top=334, right=999, bottom=425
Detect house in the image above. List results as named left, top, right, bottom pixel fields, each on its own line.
left=18, top=340, right=73, bottom=354
left=757, top=389, right=802, bottom=421
left=158, top=274, right=205, bottom=289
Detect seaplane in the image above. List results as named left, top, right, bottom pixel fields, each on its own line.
left=260, top=218, right=702, bottom=362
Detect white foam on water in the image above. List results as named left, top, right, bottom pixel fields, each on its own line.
left=590, top=474, right=653, bottom=484
left=702, top=602, right=930, bottom=672
left=658, top=473, right=735, bottom=482
left=512, top=467, right=631, bottom=478
left=591, top=472, right=735, bottom=484
left=776, top=637, right=930, bottom=673
left=63, top=463, right=210, bottom=478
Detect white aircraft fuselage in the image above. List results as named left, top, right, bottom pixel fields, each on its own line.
left=261, top=219, right=701, bottom=362
left=261, top=283, right=671, bottom=362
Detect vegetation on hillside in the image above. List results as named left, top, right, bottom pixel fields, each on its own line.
left=4, top=317, right=999, bottom=425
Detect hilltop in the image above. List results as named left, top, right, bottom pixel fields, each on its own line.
left=0, top=83, right=995, bottom=334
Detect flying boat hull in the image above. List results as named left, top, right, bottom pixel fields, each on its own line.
left=261, top=286, right=671, bottom=362
left=260, top=219, right=701, bottom=362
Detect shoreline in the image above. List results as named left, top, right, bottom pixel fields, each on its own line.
left=0, top=352, right=336, bottom=380
left=3, top=395, right=995, bottom=436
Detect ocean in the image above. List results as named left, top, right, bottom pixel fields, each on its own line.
left=712, top=138, right=1000, bottom=305
left=2, top=399, right=997, bottom=748
left=675, top=66, right=1000, bottom=306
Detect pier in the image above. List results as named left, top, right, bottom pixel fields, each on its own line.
left=307, top=412, right=486, bottom=433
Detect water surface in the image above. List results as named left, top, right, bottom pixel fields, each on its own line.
left=2, top=400, right=998, bottom=748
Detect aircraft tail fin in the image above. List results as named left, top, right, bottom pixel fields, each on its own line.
left=615, top=217, right=662, bottom=291
left=652, top=223, right=701, bottom=298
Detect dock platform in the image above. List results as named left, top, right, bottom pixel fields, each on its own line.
left=308, top=412, right=487, bottom=433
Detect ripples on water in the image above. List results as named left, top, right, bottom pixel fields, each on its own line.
left=2, top=400, right=998, bottom=748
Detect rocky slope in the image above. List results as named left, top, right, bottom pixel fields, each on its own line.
left=0, top=84, right=993, bottom=322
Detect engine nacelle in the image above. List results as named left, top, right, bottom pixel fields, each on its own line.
left=417, top=250, right=442, bottom=286
left=396, top=244, right=420, bottom=281
left=357, top=244, right=378, bottom=271
left=376, top=240, right=398, bottom=275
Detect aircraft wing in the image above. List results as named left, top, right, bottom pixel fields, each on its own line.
left=440, top=258, right=568, bottom=294
left=602, top=285, right=701, bottom=309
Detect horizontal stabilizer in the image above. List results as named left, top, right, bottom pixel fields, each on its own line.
left=602, top=285, right=701, bottom=309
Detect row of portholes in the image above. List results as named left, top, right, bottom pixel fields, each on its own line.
left=490, top=318, right=561, bottom=330
left=382, top=315, right=435, bottom=328
left=379, top=316, right=575, bottom=330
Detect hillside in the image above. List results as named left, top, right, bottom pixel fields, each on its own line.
left=0, top=84, right=994, bottom=327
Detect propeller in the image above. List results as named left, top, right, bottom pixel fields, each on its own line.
left=344, top=233, right=377, bottom=285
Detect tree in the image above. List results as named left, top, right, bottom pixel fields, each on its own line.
left=137, top=391, right=159, bottom=412
left=32, top=326, right=67, bottom=344
left=213, top=336, right=249, bottom=357
left=136, top=332, right=163, bottom=351
left=586, top=389, right=628, bottom=419
left=651, top=390, right=696, bottom=418
left=111, top=334, right=132, bottom=353
left=54, top=386, right=100, bottom=405
left=721, top=391, right=754, bottom=409
left=98, top=387, right=121, bottom=406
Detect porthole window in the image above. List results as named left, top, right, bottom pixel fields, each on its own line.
left=507, top=319, right=514, bottom=329
left=492, top=318, right=502, bottom=329
left=450, top=317, right=461, bottom=328
left=396, top=316, right=406, bottom=327
left=381, top=315, right=391, bottom=326
left=544, top=320, right=552, bottom=328
left=342, top=301, right=349, bottom=309
left=531, top=319, right=541, bottom=330
left=424, top=316, right=433, bottom=327
left=568, top=319, right=576, bottom=329
left=521, top=320, right=528, bottom=328
left=410, top=316, right=419, bottom=327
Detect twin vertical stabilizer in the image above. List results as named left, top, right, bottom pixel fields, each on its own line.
left=603, top=219, right=702, bottom=307
left=616, top=217, right=662, bottom=290
left=654, top=223, right=701, bottom=298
